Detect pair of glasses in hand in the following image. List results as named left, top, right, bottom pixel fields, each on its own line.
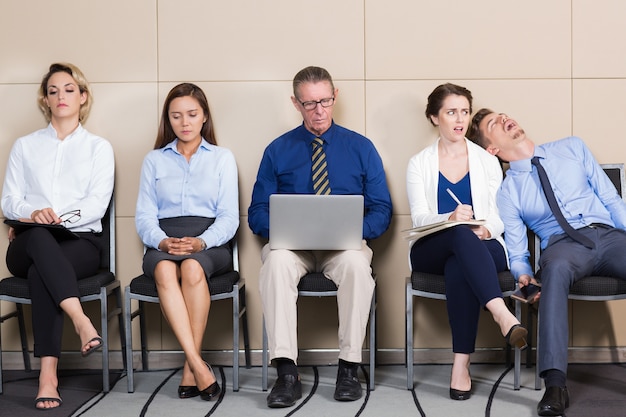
left=59, top=209, right=81, bottom=227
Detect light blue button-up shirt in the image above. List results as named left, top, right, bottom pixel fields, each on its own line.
left=497, top=136, right=626, bottom=280
left=135, top=138, right=239, bottom=250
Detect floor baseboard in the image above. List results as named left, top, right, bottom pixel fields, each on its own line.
left=2, top=346, right=625, bottom=370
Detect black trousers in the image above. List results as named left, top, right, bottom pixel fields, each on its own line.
left=6, top=227, right=101, bottom=358
left=410, top=226, right=507, bottom=353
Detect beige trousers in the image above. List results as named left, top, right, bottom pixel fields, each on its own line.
left=259, top=240, right=374, bottom=364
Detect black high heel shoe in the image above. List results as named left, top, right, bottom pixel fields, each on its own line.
left=199, top=363, right=221, bottom=401
left=449, top=387, right=472, bottom=401
left=505, top=324, right=528, bottom=350
left=178, top=385, right=200, bottom=399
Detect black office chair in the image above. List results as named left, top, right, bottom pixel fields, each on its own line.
left=405, top=268, right=523, bottom=390
left=0, top=197, right=124, bottom=393
left=261, top=272, right=377, bottom=391
left=124, top=239, right=250, bottom=392
left=532, top=163, right=626, bottom=389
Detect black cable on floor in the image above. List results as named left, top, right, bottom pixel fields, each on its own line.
left=485, top=364, right=512, bottom=417
left=139, top=367, right=180, bottom=417
left=355, top=364, right=372, bottom=417
left=284, top=366, right=319, bottom=417
left=73, top=370, right=124, bottom=416
left=409, top=387, right=427, bottom=417
left=204, top=366, right=226, bottom=417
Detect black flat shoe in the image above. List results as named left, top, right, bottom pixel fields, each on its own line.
left=537, top=386, right=569, bottom=416
left=449, top=387, right=471, bottom=401
left=199, top=364, right=221, bottom=401
left=505, top=324, right=528, bottom=350
left=178, top=385, right=200, bottom=399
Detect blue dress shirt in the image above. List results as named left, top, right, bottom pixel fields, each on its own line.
left=248, top=122, right=392, bottom=240
left=498, top=136, right=626, bottom=280
left=135, top=138, right=239, bottom=250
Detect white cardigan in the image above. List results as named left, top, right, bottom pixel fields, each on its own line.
left=406, top=138, right=507, bottom=267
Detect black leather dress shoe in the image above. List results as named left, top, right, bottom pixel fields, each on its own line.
left=537, top=386, right=569, bottom=416
left=178, top=385, right=200, bottom=399
left=267, top=374, right=302, bottom=408
left=334, top=365, right=362, bottom=401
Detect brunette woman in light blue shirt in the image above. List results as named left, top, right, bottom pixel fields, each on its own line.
left=135, top=83, right=239, bottom=401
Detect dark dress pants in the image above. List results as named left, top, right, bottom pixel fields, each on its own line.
left=6, top=227, right=101, bottom=358
left=537, top=226, right=626, bottom=376
left=410, top=226, right=507, bottom=353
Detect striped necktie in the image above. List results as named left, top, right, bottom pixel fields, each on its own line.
left=312, top=138, right=331, bottom=195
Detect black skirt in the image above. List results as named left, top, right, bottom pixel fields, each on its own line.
left=142, top=216, right=232, bottom=280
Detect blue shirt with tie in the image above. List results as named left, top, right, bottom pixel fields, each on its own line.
left=248, top=122, right=392, bottom=240
left=497, top=136, right=626, bottom=280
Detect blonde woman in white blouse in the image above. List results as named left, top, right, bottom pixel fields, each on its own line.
left=1, top=63, right=114, bottom=410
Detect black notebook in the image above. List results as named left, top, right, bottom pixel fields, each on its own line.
left=4, top=219, right=80, bottom=240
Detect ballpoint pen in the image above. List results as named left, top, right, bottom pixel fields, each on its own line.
left=446, top=188, right=463, bottom=206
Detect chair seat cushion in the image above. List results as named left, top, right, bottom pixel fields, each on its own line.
left=129, top=270, right=240, bottom=298
left=0, top=271, right=115, bottom=300
left=570, top=276, right=626, bottom=297
left=297, top=273, right=338, bottom=292
left=410, top=270, right=516, bottom=295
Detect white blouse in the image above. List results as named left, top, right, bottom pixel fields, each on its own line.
left=1, top=123, right=115, bottom=233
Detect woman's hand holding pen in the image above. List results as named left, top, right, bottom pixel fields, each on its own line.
left=449, top=204, right=474, bottom=221
left=446, top=188, right=473, bottom=221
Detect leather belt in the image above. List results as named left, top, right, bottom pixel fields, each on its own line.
left=585, top=223, right=612, bottom=229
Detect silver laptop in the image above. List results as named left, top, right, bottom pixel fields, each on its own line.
left=269, top=194, right=364, bottom=250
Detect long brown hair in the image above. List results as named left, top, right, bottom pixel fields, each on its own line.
left=154, top=83, right=217, bottom=149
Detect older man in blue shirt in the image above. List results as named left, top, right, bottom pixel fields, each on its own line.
left=469, top=109, right=626, bottom=416
left=248, top=66, right=392, bottom=408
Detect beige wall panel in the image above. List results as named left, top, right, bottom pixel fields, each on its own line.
left=116, top=217, right=144, bottom=287
left=157, top=0, right=364, bottom=82
left=238, top=226, right=264, bottom=346
left=573, top=79, right=626, bottom=164
left=366, top=80, right=453, bottom=217
left=0, top=1, right=157, bottom=83
left=371, top=216, right=411, bottom=349
left=573, top=0, right=626, bottom=78
left=86, top=83, right=159, bottom=217
left=466, top=80, right=572, bottom=146
left=572, top=300, right=626, bottom=347
left=365, top=0, right=571, bottom=79
left=0, top=84, right=46, bottom=221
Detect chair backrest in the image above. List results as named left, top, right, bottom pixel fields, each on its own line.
left=99, top=195, right=115, bottom=274
left=600, top=163, right=625, bottom=197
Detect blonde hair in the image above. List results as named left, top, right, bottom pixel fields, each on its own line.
left=37, top=63, right=93, bottom=123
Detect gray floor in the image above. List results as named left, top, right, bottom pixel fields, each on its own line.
left=73, top=364, right=548, bottom=417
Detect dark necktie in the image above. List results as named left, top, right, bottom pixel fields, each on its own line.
left=531, top=156, right=595, bottom=249
left=312, top=138, right=331, bottom=195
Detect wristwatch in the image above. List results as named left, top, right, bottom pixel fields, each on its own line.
left=199, top=238, right=207, bottom=250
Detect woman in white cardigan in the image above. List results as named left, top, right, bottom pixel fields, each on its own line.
left=406, top=83, right=526, bottom=401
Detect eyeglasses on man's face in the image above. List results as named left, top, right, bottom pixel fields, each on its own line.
left=298, top=97, right=335, bottom=111
left=59, top=209, right=81, bottom=226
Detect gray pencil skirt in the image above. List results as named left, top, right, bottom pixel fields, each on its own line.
left=142, top=216, right=232, bottom=280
